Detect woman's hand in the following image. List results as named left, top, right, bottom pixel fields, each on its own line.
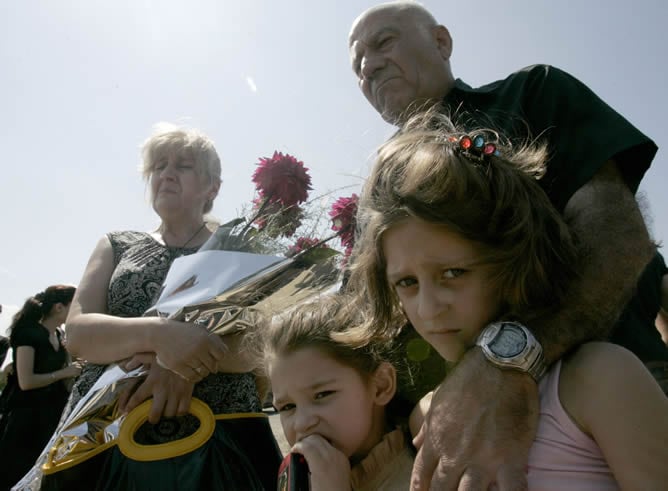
left=291, top=434, right=351, bottom=491
left=118, top=355, right=195, bottom=424
left=119, top=352, right=155, bottom=372
left=152, top=320, right=228, bottom=381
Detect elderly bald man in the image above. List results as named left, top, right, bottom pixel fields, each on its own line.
left=349, top=2, right=664, bottom=490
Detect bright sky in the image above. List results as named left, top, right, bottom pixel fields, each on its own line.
left=1, top=0, right=666, bottom=331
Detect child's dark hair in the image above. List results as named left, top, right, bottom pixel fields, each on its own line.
left=9, top=285, right=76, bottom=338
left=347, top=109, right=578, bottom=341
left=263, top=293, right=393, bottom=378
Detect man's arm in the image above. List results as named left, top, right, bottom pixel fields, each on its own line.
left=535, top=160, right=654, bottom=362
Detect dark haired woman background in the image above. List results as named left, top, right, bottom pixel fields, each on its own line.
left=0, top=285, right=81, bottom=491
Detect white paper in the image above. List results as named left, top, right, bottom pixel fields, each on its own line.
left=151, top=250, right=282, bottom=316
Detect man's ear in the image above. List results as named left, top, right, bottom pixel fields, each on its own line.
left=433, top=25, right=453, bottom=60
left=372, top=361, right=397, bottom=406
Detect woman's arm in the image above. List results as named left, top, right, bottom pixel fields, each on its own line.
left=560, top=342, right=668, bottom=490
left=15, top=346, right=80, bottom=391
left=66, top=236, right=227, bottom=377
left=65, top=236, right=162, bottom=362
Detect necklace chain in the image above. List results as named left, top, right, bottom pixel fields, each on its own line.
left=177, top=222, right=207, bottom=249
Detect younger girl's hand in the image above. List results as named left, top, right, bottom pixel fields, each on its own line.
left=291, top=434, right=351, bottom=491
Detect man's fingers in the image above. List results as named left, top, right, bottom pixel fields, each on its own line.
left=428, top=459, right=462, bottom=491
left=456, top=466, right=492, bottom=491
left=411, top=446, right=435, bottom=491
left=495, top=464, right=528, bottom=491
left=412, top=445, right=462, bottom=491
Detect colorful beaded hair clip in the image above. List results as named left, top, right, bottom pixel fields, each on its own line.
left=448, top=135, right=501, bottom=161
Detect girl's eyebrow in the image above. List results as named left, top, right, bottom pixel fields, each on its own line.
left=385, top=257, right=487, bottom=283
left=308, top=378, right=337, bottom=390
left=386, top=269, right=407, bottom=284
left=273, top=378, right=339, bottom=406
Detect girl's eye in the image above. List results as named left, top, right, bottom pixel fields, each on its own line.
left=314, top=390, right=335, bottom=400
left=276, top=403, right=295, bottom=413
left=395, top=277, right=417, bottom=288
left=443, top=269, right=466, bottom=279
left=154, top=161, right=167, bottom=171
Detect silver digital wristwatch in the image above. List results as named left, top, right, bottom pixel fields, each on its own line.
left=476, top=321, right=547, bottom=381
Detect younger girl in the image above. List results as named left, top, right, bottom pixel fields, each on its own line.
left=349, top=112, right=668, bottom=489
left=0, top=285, right=81, bottom=490
left=263, top=294, right=414, bottom=491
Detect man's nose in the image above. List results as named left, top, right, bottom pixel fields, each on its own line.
left=360, top=52, right=385, bottom=80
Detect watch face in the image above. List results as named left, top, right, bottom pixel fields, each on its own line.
left=488, top=323, right=527, bottom=358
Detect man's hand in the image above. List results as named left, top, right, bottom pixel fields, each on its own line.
left=118, top=357, right=195, bottom=424
left=411, top=348, right=538, bottom=491
left=291, top=434, right=351, bottom=491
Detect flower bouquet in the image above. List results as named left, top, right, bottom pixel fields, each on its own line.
left=25, top=152, right=359, bottom=490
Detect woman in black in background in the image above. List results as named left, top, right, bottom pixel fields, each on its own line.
left=0, top=285, right=81, bottom=491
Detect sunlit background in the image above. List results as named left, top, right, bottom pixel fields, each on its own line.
left=1, top=0, right=666, bottom=340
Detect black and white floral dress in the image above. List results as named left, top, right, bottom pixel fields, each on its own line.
left=19, top=231, right=281, bottom=491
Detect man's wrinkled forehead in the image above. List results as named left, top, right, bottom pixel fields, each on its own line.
left=349, top=6, right=402, bottom=48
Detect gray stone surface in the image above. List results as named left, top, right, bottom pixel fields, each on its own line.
left=267, top=409, right=291, bottom=454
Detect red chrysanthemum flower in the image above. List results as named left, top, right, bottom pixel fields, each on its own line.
left=287, top=236, right=323, bottom=257
left=329, top=193, right=359, bottom=256
left=252, top=151, right=312, bottom=207
left=251, top=198, right=304, bottom=239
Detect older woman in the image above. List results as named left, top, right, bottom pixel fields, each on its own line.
left=20, top=124, right=282, bottom=491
